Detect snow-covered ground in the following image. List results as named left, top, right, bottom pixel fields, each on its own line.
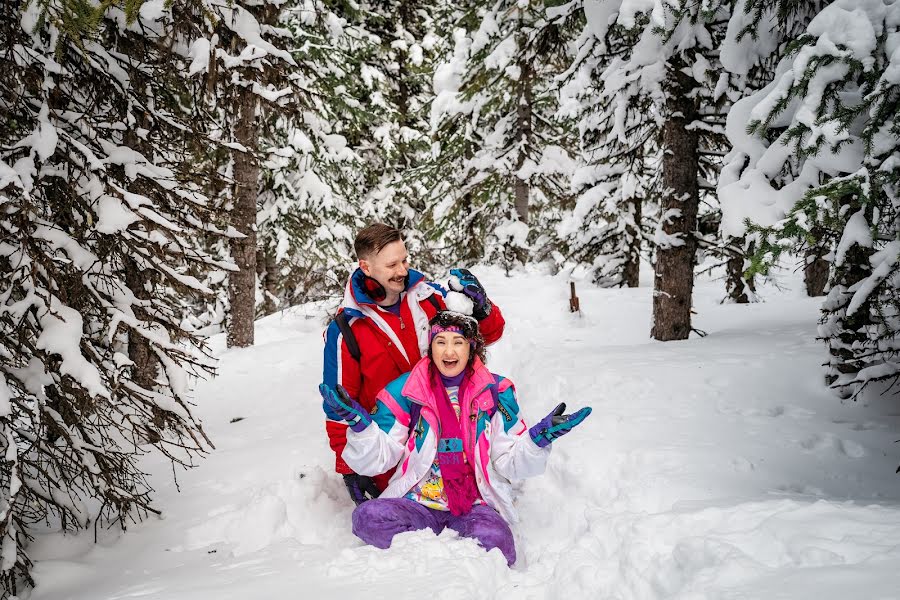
left=28, top=265, right=900, bottom=599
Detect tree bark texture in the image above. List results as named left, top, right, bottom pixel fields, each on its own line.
left=805, top=255, right=829, bottom=297
left=623, top=194, right=642, bottom=288
left=256, top=246, right=278, bottom=316
left=513, top=42, right=533, bottom=224
left=726, top=255, right=754, bottom=303
left=227, top=86, right=259, bottom=348
left=651, top=62, right=700, bottom=341
left=804, top=231, right=830, bottom=297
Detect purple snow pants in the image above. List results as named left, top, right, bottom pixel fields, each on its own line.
left=351, top=498, right=516, bottom=565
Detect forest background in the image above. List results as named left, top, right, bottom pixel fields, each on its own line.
left=1, top=0, right=898, bottom=595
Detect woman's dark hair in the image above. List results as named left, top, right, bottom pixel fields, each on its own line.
left=427, top=311, right=486, bottom=365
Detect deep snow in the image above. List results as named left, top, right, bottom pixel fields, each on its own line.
left=27, top=265, right=900, bottom=600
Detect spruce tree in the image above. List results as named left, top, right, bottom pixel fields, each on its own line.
left=720, top=0, right=899, bottom=399
left=556, top=4, right=652, bottom=287
left=254, top=1, right=367, bottom=308
left=0, top=0, right=230, bottom=592
left=565, top=0, right=736, bottom=337
left=425, top=0, right=577, bottom=270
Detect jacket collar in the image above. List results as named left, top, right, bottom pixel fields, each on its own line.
left=347, top=267, right=426, bottom=309
left=402, top=356, right=494, bottom=409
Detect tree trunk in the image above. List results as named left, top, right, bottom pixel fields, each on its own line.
left=513, top=44, right=532, bottom=224
left=256, top=246, right=278, bottom=316
left=396, top=0, right=413, bottom=172
left=805, top=255, right=829, bottom=297
left=623, top=194, right=642, bottom=288
left=726, top=254, right=751, bottom=303
left=805, top=230, right=829, bottom=297
left=651, top=61, right=700, bottom=341
left=227, top=86, right=259, bottom=348
left=122, top=91, right=167, bottom=437
left=725, top=238, right=756, bottom=304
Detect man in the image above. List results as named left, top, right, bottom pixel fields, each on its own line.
left=322, top=223, right=505, bottom=504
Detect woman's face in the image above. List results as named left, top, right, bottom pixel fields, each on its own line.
left=431, top=331, right=470, bottom=378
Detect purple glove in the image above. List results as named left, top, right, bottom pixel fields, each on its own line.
left=319, top=384, right=372, bottom=432
left=529, top=403, right=592, bottom=448
left=450, top=268, right=492, bottom=320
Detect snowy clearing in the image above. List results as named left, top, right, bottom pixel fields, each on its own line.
left=28, top=266, right=900, bottom=600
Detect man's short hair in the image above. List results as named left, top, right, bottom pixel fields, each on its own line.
left=354, top=223, right=403, bottom=260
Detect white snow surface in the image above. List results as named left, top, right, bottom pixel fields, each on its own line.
left=28, top=267, right=900, bottom=599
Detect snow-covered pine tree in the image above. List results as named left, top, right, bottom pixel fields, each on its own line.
left=0, top=0, right=233, bottom=592
left=182, top=0, right=301, bottom=346
left=719, top=0, right=829, bottom=298
left=425, top=0, right=577, bottom=270
left=720, top=0, right=900, bottom=399
left=567, top=0, right=735, bottom=337
left=555, top=3, right=652, bottom=287
left=330, top=0, right=441, bottom=268
left=253, top=1, right=368, bottom=310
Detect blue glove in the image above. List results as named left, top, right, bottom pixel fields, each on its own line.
left=319, top=384, right=372, bottom=433
left=449, top=268, right=492, bottom=320
left=529, top=403, right=592, bottom=448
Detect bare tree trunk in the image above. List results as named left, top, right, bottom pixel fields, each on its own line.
left=651, top=61, right=699, bottom=341
left=256, top=246, right=278, bottom=316
left=805, top=255, right=829, bottom=296
left=227, top=86, right=259, bottom=348
left=805, top=229, right=829, bottom=296
left=623, top=194, right=642, bottom=287
left=513, top=45, right=532, bottom=224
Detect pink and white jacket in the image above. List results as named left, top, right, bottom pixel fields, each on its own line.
left=343, top=356, right=550, bottom=523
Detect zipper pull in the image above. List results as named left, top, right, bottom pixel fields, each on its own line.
left=400, top=316, right=405, bottom=330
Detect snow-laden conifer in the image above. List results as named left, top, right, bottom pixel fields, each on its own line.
left=0, top=0, right=235, bottom=592
left=425, top=0, right=577, bottom=270
left=720, top=0, right=900, bottom=398
left=564, top=0, right=736, bottom=335
left=254, top=2, right=366, bottom=309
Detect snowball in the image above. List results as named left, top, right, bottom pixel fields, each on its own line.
left=444, top=290, right=474, bottom=315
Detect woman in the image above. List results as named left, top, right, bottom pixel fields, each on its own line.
left=318, top=311, right=591, bottom=565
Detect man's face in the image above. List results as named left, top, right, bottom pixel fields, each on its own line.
left=360, top=240, right=409, bottom=299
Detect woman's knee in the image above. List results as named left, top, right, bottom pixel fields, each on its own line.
left=453, top=507, right=516, bottom=565
left=351, top=498, right=437, bottom=549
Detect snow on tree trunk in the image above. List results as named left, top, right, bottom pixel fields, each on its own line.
left=726, top=252, right=755, bottom=304
left=514, top=53, right=533, bottom=224
left=652, top=62, right=700, bottom=341
left=227, top=88, right=259, bottom=349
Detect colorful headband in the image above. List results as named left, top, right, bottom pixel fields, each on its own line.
left=429, top=324, right=466, bottom=342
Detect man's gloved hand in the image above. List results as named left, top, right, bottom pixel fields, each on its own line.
left=319, top=384, right=372, bottom=432
left=343, top=473, right=381, bottom=505
left=529, top=402, right=592, bottom=448
left=449, top=268, right=492, bottom=320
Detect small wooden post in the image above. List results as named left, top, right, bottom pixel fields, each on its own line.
left=569, top=281, right=580, bottom=313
